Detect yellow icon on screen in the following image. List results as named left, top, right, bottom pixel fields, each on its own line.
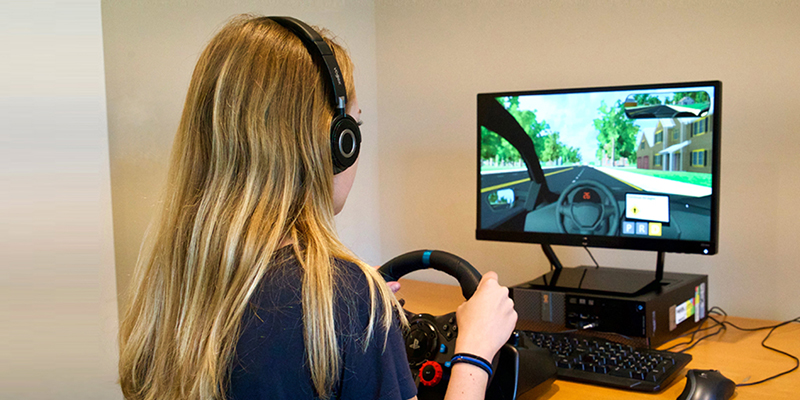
left=649, top=222, right=662, bottom=236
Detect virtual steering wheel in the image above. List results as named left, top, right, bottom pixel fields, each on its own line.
left=556, top=180, right=620, bottom=235
left=378, top=250, right=490, bottom=399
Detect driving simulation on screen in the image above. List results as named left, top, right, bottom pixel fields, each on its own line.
left=478, top=83, right=718, bottom=247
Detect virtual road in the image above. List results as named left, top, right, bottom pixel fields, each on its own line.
left=481, top=166, right=643, bottom=199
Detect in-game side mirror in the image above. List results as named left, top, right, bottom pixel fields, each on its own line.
left=487, top=188, right=515, bottom=210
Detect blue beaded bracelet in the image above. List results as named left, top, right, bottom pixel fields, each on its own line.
left=450, top=353, right=493, bottom=376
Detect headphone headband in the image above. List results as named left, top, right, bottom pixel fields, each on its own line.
left=268, top=16, right=347, bottom=114
left=266, top=16, right=361, bottom=175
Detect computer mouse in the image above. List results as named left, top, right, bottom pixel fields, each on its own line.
left=677, top=369, right=736, bottom=400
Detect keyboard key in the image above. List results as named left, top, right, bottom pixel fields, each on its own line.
left=609, top=367, right=633, bottom=378
left=646, top=372, right=662, bottom=382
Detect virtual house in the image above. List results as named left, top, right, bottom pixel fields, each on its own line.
left=636, top=115, right=713, bottom=174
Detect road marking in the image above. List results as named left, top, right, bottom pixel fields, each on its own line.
left=481, top=177, right=530, bottom=193
left=571, top=168, right=584, bottom=183
left=480, top=167, right=575, bottom=193
left=546, top=167, right=574, bottom=177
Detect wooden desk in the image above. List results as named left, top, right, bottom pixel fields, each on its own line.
left=397, top=279, right=800, bottom=399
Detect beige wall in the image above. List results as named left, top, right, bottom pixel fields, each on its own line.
left=0, top=1, right=120, bottom=398
left=105, top=0, right=800, bottom=331
left=13, top=0, right=795, bottom=397
left=374, top=1, right=800, bottom=321
left=102, top=1, right=384, bottom=313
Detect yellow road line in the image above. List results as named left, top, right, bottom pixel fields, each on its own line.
left=481, top=178, right=530, bottom=193
left=545, top=167, right=574, bottom=177
left=480, top=167, right=575, bottom=193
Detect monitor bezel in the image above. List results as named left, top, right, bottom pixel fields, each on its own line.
left=476, top=80, right=722, bottom=255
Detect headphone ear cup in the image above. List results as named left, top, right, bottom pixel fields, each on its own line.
left=330, top=115, right=361, bottom=174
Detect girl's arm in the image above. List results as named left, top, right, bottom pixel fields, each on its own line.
left=406, top=271, right=517, bottom=400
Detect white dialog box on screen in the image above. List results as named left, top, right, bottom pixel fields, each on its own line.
left=625, top=193, right=670, bottom=223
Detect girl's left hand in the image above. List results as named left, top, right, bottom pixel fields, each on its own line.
left=373, top=266, right=401, bottom=293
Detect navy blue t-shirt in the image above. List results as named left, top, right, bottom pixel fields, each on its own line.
left=228, top=248, right=416, bottom=400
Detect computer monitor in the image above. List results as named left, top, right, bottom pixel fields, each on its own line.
left=477, top=81, right=721, bottom=257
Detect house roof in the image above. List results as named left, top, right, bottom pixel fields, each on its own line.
left=658, top=140, right=691, bottom=154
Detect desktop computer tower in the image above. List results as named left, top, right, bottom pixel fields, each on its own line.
left=511, top=267, right=708, bottom=349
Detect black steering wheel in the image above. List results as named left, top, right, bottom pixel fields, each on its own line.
left=378, top=250, right=489, bottom=399
left=555, top=180, right=620, bottom=235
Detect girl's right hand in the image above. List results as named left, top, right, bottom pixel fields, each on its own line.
left=453, top=271, right=518, bottom=361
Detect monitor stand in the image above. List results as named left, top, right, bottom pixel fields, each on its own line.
left=525, top=244, right=665, bottom=296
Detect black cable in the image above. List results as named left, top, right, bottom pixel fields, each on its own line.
left=709, top=306, right=727, bottom=317
left=660, top=308, right=730, bottom=351
left=735, top=317, right=800, bottom=387
left=663, top=307, right=737, bottom=352
left=675, top=316, right=726, bottom=353
left=721, top=317, right=796, bottom=332
left=661, top=317, right=726, bottom=352
left=583, top=246, right=600, bottom=268
left=674, top=306, right=800, bottom=387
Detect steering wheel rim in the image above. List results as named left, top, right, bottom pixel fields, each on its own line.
left=555, top=180, right=620, bottom=235
left=378, top=250, right=481, bottom=299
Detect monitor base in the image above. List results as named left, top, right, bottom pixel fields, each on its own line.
left=533, top=244, right=666, bottom=296
left=521, top=266, right=663, bottom=297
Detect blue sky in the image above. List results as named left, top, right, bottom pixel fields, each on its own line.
left=515, top=86, right=715, bottom=165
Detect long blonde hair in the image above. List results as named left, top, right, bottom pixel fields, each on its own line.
left=118, top=15, right=401, bottom=400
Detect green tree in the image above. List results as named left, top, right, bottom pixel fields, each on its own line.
left=498, top=97, right=550, bottom=161
left=671, top=91, right=710, bottom=105
left=481, top=127, right=522, bottom=167
left=541, top=132, right=563, bottom=163
left=500, top=96, right=520, bottom=109
left=498, top=97, right=585, bottom=166
left=632, top=93, right=662, bottom=106
left=560, top=146, right=582, bottom=164
left=594, top=100, right=640, bottom=165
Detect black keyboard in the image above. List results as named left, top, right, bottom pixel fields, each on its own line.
left=520, top=330, right=692, bottom=392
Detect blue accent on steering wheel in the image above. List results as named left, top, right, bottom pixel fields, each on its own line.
left=422, top=250, right=432, bottom=266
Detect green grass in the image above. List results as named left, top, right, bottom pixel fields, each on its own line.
left=679, top=102, right=710, bottom=110
left=616, top=167, right=711, bottom=187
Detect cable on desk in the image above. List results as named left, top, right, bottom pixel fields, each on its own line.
left=661, top=314, right=726, bottom=352
left=669, top=306, right=800, bottom=387
left=733, top=316, right=800, bottom=387
left=673, top=318, right=726, bottom=353
left=709, top=306, right=727, bottom=316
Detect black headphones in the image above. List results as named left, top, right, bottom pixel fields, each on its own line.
left=267, top=16, right=361, bottom=175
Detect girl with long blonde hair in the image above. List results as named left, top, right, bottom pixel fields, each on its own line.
left=118, top=14, right=516, bottom=400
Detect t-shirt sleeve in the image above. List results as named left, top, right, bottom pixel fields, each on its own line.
left=336, top=265, right=417, bottom=400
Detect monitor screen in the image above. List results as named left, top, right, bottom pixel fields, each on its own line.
left=477, top=81, right=721, bottom=255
